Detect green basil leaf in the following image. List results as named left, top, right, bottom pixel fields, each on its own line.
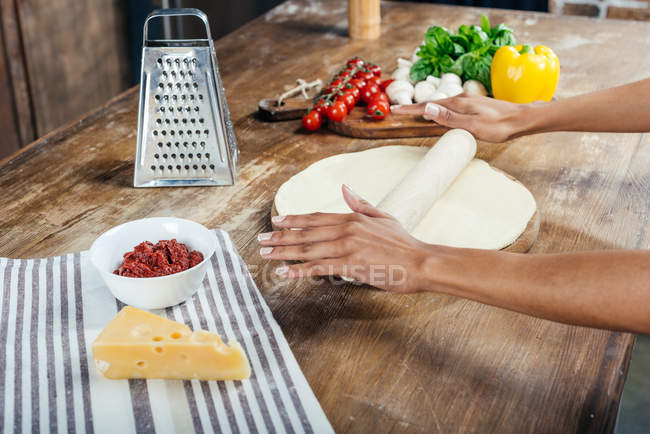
left=410, top=58, right=432, bottom=82
left=450, top=34, right=469, bottom=52
left=481, top=15, right=491, bottom=34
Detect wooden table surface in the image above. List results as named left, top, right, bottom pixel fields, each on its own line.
left=2, top=1, right=649, bottom=432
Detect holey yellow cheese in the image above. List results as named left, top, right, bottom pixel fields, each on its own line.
left=92, top=306, right=251, bottom=380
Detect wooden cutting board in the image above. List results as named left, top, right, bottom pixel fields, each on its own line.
left=258, top=98, right=311, bottom=121
left=270, top=165, right=540, bottom=253
left=328, top=106, right=449, bottom=139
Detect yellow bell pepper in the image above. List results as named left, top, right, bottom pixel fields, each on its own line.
left=491, top=44, right=560, bottom=104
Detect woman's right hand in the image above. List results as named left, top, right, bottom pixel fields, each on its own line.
left=391, top=94, right=538, bottom=143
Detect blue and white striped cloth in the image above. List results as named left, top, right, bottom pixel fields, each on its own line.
left=0, top=229, right=332, bottom=433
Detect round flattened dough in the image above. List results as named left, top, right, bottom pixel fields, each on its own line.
left=274, top=146, right=537, bottom=250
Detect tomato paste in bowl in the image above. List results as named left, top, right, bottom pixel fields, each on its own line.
left=90, top=217, right=217, bottom=309
left=114, top=239, right=204, bottom=278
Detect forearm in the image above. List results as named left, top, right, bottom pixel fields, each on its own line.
left=422, top=247, right=650, bottom=334
left=517, top=78, right=650, bottom=136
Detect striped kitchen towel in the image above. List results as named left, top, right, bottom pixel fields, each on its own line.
left=0, top=229, right=332, bottom=434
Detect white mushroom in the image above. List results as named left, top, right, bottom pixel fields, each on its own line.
left=396, top=57, right=413, bottom=69
left=437, top=82, right=463, bottom=97
left=414, top=81, right=438, bottom=103
left=391, top=67, right=412, bottom=83
left=462, top=79, right=488, bottom=96
left=386, top=80, right=415, bottom=105
left=425, top=75, right=441, bottom=87
left=440, top=73, right=462, bottom=87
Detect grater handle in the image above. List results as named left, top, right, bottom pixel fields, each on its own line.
left=144, top=8, right=212, bottom=43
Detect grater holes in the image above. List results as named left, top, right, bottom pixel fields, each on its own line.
left=184, top=164, right=190, bottom=170
left=201, top=164, right=206, bottom=170
left=203, top=129, right=209, bottom=136
left=172, top=95, right=178, bottom=101
left=156, top=119, right=162, bottom=125
left=159, top=165, right=164, bottom=170
left=183, top=141, right=189, bottom=148
left=192, top=82, right=198, bottom=89
left=194, top=106, right=199, bottom=112
left=161, top=130, right=167, bottom=136
left=199, top=118, right=204, bottom=124
left=154, top=153, right=159, bottom=159
left=174, top=141, right=180, bottom=148
left=179, top=153, right=185, bottom=159
left=169, top=130, right=175, bottom=136
left=187, top=129, right=193, bottom=136
left=190, top=118, right=196, bottom=124
left=191, top=141, right=197, bottom=149
left=162, top=153, right=168, bottom=159
left=200, top=141, right=205, bottom=149
left=176, top=165, right=181, bottom=171
left=154, top=94, right=160, bottom=101
left=189, top=95, right=195, bottom=101
left=157, top=58, right=163, bottom=65
left=188, top=153, right=193, bottom=159
left=171, top=153, right=176, bottom=159
left=165, top=119, right=170, bottom=125
left=153, top=130, right=158, bottom=136
left=193, top=164, right=198, bottom=170
left=157, top=142, right=163, bottom=148
left=198, top=94, right=203, bottom=100
left=150, top=165, right=156, bottom=171
left=166, top=142, right=172, bottom=148
left=174, top=119, right=179, bottom=124
left=205, top=152, right=210, bottom=159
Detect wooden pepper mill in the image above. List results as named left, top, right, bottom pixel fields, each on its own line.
left=348, top=0, right=381, bottom=40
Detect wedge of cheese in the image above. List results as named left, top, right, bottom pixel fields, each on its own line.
left=92, top=306, right=251, bottom=380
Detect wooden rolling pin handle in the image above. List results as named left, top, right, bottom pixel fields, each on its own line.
left=348, top=0, right=381, bottom=40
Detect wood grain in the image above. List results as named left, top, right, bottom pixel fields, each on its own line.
left=258, top=97, right=312, bottom=120
left=0, top=22, right=21, bottom=159
left=270, top=164, right=540, bottom=253
left=329, top=106, right=449, bottom=138
left=15, top=0, right=130, bottom=136
left=0, top=1, right=648, bottom=432
left=0, top=0, right=36, bottom=147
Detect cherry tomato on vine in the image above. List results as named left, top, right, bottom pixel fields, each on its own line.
left=366, top=76, right=382, bottom=87
left=379, top=79, right=394, bottom=92
left=346, top=85, right=360, bottom=103
left=367, top=99, right=389, bottom=120
left=368, top=63, right=382, bottom=77
left=360, top=83, right=381, bottom=104
left=369, top=92, right=389, bottom=105
left=349, top=78, right=366, bottom=91
left=302, top=110, right=322, bottom=131
left=313, top=100, right=330, bottom=117
left=346, top=57, right=364, bottom=67
left=327, top=100, right=348, bottom=122
left=354, top=70, right=375, bottom=82
left=337, top=92, right=356, bottom=112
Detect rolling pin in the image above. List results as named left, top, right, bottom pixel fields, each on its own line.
left=377, top=129, right=477, bottom=231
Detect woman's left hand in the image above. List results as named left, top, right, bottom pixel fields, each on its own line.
left=258, top=184, right=437, bottom=293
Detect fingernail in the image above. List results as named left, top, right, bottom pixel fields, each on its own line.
left=275, top=266, right=289, bottom=275
left=271, top=215, right=286, bottom=223
left=258, top=232, right=273, bottom=241
left=260, top=247, right=273, bottom=256
left=424, top=103, right=440, bottom=117
left=343, top=184, right=361, bottom=200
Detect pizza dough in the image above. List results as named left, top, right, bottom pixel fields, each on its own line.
left=274, top=145, right=537, bottom=250
left=378, top=129, right=476, bottom=231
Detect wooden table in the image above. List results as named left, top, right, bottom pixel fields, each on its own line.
left=1, top=1, right=648, bottom=432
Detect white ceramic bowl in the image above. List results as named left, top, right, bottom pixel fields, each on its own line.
left=90, top=217, right=217, bottom=309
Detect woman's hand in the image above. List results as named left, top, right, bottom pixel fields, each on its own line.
left=258, top=185, right=435, bottom=293
left=391, top=93, right=536, bottom=142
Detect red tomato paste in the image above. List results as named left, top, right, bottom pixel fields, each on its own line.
left=114, top=239, right=204, bottom=278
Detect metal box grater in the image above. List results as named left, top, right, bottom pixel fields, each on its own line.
left=134, top=8, right=238, bottom=187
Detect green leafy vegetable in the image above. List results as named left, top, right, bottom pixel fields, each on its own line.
left=409, top=15, right=515, bottom=91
